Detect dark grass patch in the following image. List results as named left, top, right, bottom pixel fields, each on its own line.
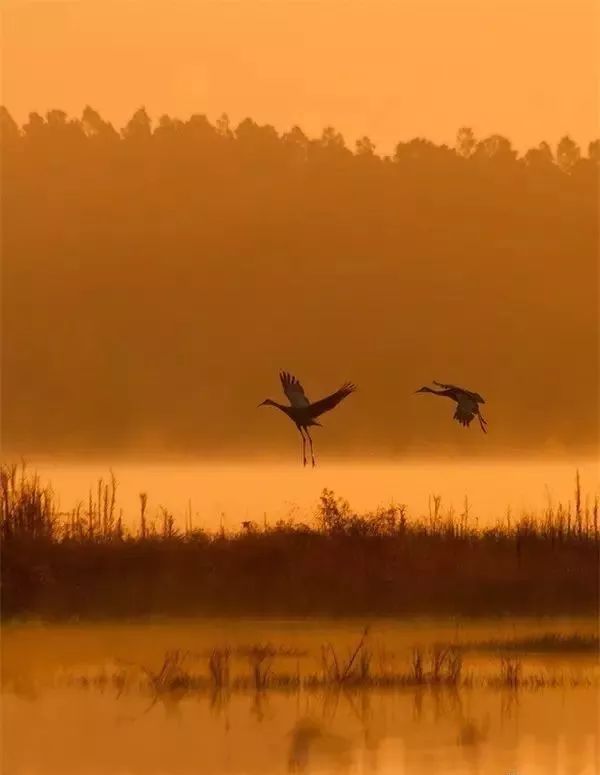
left=459, top=633, right=599, bottom=654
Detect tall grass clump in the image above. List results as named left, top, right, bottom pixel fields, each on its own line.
left=1, top=463, right=598, bottom=620
left=0, top=463, right=57, bottom=540
left=410, top=645, right=463, bottom=685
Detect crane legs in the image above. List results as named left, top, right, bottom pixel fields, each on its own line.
left=298, top=427, right=316, bottom=467
left=304, top=428, right=316, bottom=467
left=298, top=428, right=307, bottom=466
left=478, top=411, right=488, bottom=433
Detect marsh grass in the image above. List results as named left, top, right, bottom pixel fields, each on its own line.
left=2, top=463, right=598, bottom=618
left=63, top=633, right=597, bottom=704
left=461, top=633, right=599, bottom=654
left=409, top=645, right=463, bottom=685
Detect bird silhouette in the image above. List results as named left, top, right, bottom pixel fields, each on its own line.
left=415, top=380, right=488, bottom=432
left=259, top=371, right=356, bottom=466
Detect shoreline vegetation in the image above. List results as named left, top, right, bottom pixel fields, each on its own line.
left=1, top=464, right=598, bottom=620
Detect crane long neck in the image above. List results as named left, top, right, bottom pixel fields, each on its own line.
left=266, top=399, right=291, bottom=413
left=427, top=387, right=453, bottom=398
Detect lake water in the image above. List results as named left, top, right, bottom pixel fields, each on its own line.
left=18, top=457, right=600, bottom=531
left=2, top=617, right=599, bottom=775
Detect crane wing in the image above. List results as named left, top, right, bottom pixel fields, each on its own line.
left=453, top=403, right=476, bottom=427
left=280, top=371, right=311, bottom=408
left=434, top=381, right=485, bottom=404
left=434, top=380, right=465, bottom=393
left=309, top=382, right=356, bottom=418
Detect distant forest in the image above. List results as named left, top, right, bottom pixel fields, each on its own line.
left=1, top=107, right=598, bottom=456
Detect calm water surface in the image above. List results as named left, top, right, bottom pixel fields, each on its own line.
left=2, top=617, right=599, bottom=774
left=21, top=458, right=600, bottom=530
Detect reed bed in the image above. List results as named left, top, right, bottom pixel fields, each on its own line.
left=61, top=636, right=597, bottom=702
left=1, top=463, right=598, bottom=619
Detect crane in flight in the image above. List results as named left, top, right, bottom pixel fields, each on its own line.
left=259, top=371, right=356, bottom=466
left=415, top=380, right=488, bottom=432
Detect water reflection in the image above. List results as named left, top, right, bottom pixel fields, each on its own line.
left=287, top=717, right=354, bottom=773
left=2, top=682, right=598, bottom=774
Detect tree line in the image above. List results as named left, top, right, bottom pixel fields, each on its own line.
left=2, top=107, right=598, bottom=455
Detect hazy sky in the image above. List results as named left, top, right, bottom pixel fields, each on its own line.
left=1, top=0, right=598, bottom=152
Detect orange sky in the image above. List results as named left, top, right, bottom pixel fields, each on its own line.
left=1, top=0, right=598, bottom=152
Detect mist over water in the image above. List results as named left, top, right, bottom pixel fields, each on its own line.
left=27, top=457, right=600, bottom=530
